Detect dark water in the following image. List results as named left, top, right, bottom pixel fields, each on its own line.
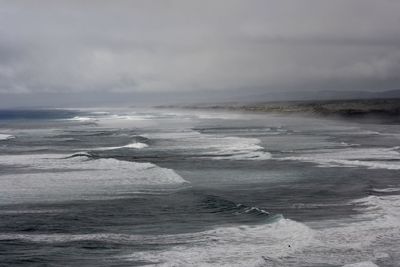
left=0, top=108, right=400, bottom=266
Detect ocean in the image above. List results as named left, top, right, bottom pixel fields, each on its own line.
left=0, top=108, right=399, bottom=266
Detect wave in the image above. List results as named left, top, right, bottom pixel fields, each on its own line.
left=211, top=151, right=272, bottom=160
left=3, top=190, right=397, bottom=265
left=89, top=111, right=110, bottom=115
left=342, top=262, right=379, bottom=267
left=194, top=126, right=289, bottom=136
left=201, top=195, right=271, bottom=218
left=284, top=157, right=400, bottom=170
left=0, top=209, right=65, bottom=215
left=145, top=194, right=397, bottom=266
left=92, top=142, right=148, bottom=150
left=371, top=188, right=400, bottom=193
left=0, top=133, right=14, bottom=141
left=195, top=113, right=243, bottom=120
left=99, top=114, right=159, bottom=121
left=204, top=137, right=271, bottom=160
left=0, top=154, right=188, bottom=204
left=123, top=217, right=314, bottom=266
left=0, top=216, right=313, bottom=267
left=303, top=194, right=400, bottom=266
left=339, top=142, right=360, bottom=147
left=241, top=194, right=400, bottom=266
left=144, top=130, right=271, bottom=161
left=351, top=195, right=400, bottom=221
left=280, top=146, right=400, bottom=170
left=67, top=116, right=95, bottom=122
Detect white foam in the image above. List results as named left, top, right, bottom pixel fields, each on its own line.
left=90, top=111, right=110, bottom=115
left=67, top=116, right=95, bottom=122
left=80, top=113, right=163, bottom=128
left=281, top=147, right=400, bottom=170
left=93, top=142, right=148, bottom=150
left=285, top=157, right=400, bottom=170
left=0, top=154, right=187, bottom=204
left=158, top=194, right=399, bottom=266
left=0, top=217, right=312, bottom=266
left=145, top=131, right=271, bottom=160
left=342, top=261, right=379, bottom=267
left=205, top=137, right=271, bottom=160
left=2, top=193, right=399, bottom=265
left=0, top=133, right=14, bottom=140
left=195, top=113, right=243, bottom=120
left=372, top=188, right=400, bottom=193
left=123, top=218, right=313, bottom=266
left=354, top=130, right=383, bottom=136
left=122, top=142, right=148, bottom=149
left=299, top=194, right=400, bottom=266
left=143, top=130, right=202, bottom=139
left=107, top=114, right=157, bottom=121
left=351, top=195, right=400, bottom=222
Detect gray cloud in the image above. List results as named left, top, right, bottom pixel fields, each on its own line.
left=1, top=0, right=400, bottom=106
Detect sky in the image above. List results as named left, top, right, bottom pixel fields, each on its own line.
left=1, top=0, right=400, bottom=107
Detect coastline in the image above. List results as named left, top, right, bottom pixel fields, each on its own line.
left=156, top=98, right=400, bottom=123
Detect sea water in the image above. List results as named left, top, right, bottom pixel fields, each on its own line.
left=0, top=108, right=399, bottom=266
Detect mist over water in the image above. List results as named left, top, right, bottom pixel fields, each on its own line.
left=0, top=108, right=400, bottom=266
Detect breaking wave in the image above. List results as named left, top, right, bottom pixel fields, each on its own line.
left=144, top=130, right=271, bottom=161
left=0, top=153, right=188, bottom=204
left=67, top=116, right=95, bottom=122
left=92, top=142, right=148, bottom=150
left=342, top=262, right=379, bottom=267
left=280, top=146, right=400, bottom=170
left=0, top=216, right=313, bottom=267
left=371, top=188, right=400, bottom=193
left=122, top=217, right=314, bottom=266
left=0, top=133, right=14, bottom=140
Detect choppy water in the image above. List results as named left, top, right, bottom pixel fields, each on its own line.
left=1, top=108, right=400, bottom=266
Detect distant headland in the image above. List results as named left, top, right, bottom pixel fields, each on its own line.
left=156, top=98, right=400, bottom=123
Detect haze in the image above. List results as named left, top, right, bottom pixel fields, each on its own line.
left=1, top=0, right=400, bottom=107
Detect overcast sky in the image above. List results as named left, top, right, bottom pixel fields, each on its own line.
left=1, top=0, right=400, bottom=106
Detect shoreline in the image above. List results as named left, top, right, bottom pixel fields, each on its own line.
left=156, top=98, right=400, bottom=123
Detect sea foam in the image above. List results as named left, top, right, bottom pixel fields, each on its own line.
left=0, top=216, right=313, bottom=267
left=67, top=116, right=95, bottom=122
left=342, top=262, right=379, bottom=267
left=121, top=217, right=314, bottom=266
left=0, top=133, right=14, bottom=140
left=372, top=188, right=400, bottom=193
left=281, top=146, right=400, bottom=170
left=0, top=154, right=187, bottom=204
left=302, top=194, right=400, bottom=266
left=144, top=130, right=271, bottom=160
left=93, top=142, right=148, bottom=150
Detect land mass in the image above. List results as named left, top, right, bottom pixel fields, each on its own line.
left=156, top=98, right=400, bottom=122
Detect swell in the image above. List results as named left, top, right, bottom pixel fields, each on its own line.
left=201, top=195, right=273, bottom=219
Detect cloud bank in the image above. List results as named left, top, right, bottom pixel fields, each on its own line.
left=1, top=0, right=400, bottom=106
